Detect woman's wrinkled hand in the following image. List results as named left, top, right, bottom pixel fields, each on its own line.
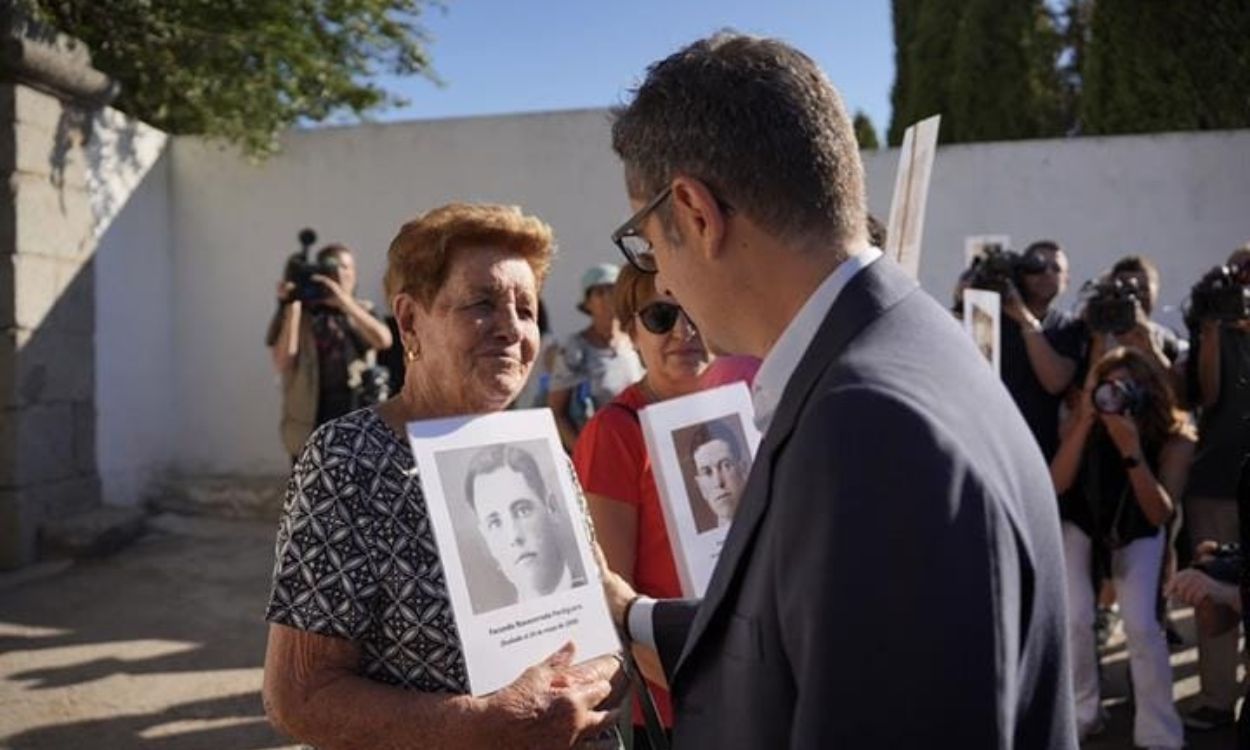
left=482, top=642, right=625, bottom=748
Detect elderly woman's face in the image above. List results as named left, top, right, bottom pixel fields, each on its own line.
left=629, top=288, right=707, bottom=390
left=418, top=246, right=540, bottom=412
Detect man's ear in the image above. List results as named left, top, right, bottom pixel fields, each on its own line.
left=670, top=175, right=728, bottom=263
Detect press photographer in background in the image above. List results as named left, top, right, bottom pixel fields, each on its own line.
left=1168, top=456, right=1249, bottom=741
left=1082, top=256, right=1181, bottom=381
left=1178, top=243, right=1250, bottom=732
left=267, top=231, right=393, bottom=463
left=1051, top=346, right=1194, bottom=747
left=963, top=239, right=1085, bottom=459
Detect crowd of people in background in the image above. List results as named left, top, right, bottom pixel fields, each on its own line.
left=259, top=32, right=1249, bottom=750
left=263, top=230, right=1250, bottom=749
left=954, top=239, right=1250, bottom=746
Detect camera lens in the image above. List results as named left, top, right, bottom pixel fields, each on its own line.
left=1091, top=380, right=1125, bottom=415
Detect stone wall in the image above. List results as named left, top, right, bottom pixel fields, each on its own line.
left=0, top=11, right=117, bottom=568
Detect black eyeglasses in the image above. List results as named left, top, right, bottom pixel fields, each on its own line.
left=611, top=186, right=672, bottom=273
left=611, top=183, right=735, bottom=273
left=637, top=301, right=694, bottom=335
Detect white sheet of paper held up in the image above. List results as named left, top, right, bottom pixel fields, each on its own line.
left=885, top=114, right=941, bottom=280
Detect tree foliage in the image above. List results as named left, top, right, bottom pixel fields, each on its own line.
left=889, top=0, right=1062, bottom=145
left=1081, top=0, right=1250, bottom=135
left=890, top=0, right=1250, bottom=144
left=22, top=0, right=441, bottom=157
left=853, top=110, right=880, bottom=150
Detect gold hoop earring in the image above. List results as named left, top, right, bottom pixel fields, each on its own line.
left=406, top=339, right=422, bottom=362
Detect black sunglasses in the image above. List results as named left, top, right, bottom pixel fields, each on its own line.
left=637, top=301, right=694, bottom=335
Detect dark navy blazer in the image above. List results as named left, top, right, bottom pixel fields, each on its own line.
left=652, top=257, right=1078, bottom=749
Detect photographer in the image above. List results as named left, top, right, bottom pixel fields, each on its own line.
left=975, top=239, right=1084, bottom=459
left=1178, top=243, right=1250, bottom=732
left=1168, top=454, right=1249, bottom=741
left=1108, top=255, right=1181, bottom=369
left=268, top=242, right=393, bottom=462
left=1052, top=346, right=1194, bottom=747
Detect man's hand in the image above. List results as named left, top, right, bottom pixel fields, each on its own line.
left=482, top=643, right=625, bottom=748
left=1167, top=568, right=1239, bottom=610
left=1117, top=304, right=1171, bottom=367
left=276, top=280, right=296, bottom=304
left=1001, top=281, right=1038, bottom=329
left=312, top=274, right=352, bottom=310
left=593, top=541, right=637, bottom=628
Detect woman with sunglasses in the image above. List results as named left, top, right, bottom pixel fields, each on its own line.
left=572, top=263, right=710, bottom=748
left=1051, top=346, right=1195, bottom=749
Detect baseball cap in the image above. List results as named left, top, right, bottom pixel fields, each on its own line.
left=577, top=263, right=620, bottom=314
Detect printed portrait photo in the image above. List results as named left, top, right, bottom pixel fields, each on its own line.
left=435, top=439, right=588, bottom=615
left=672, top=415, right=751, bottom=535
left=972, top=304, right=995, bottom=364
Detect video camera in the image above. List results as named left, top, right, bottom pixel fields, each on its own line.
left=283, top=228, right=341, bottom=303
left=965, top=244, right=1049, bottom=296
left=1188, top=262, right=1250, bottom=322
left=1081, top=276, right=1142, bottom=335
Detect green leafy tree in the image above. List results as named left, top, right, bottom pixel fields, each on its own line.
left=853, top=110, right=880, bottom=150
left=1081, top=0, right=1250, bottom=135
left=22, top=0, right=442, bottom=157
left=889, top=0, right=1066, bottom=144
left=886, top=0, right=917, bottom=146
left=945, top=0, right=1064, bottom=142
left=889, top=0, right=962, bottom=145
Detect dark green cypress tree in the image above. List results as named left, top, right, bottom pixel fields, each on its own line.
left=889, top=0, right=1063, bottom=145
left=854, top=111, right=881, bottom=150
left=887, top=0, right=917, bottom=146
left=945, top=0, right=1064, bottom=142
left=1081, top=0, right=1250, bottom=134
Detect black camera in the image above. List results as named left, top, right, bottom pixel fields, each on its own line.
left=283, top=228, right=341, bottom=303
left=1091, top=378, right=1145, bottom=416
left=351, top=362, right=392, bottom=409
left=1193, top=542, right=1242, bottom=586
left=966, top=245, right=1017, bottom=295
left=964, top=244, right=1051, bottom=297
left=1082, top=276, right=1141, bottom=335
left=1188, top=262, right=1250, bottom=322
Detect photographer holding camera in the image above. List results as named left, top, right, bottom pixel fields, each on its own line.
left=268, top=237, right=393, bottom=462
left=1178, top=243, right=1250, bottom=732
left=1083, top=256, right=1181, bottom=374
left=1051, top=346, right=1194, bottom=747
left=968, top=239, right=1085, bottom=459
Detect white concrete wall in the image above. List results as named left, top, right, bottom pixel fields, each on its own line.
left=167, top=109, right=631, bottom=475
left=862, top=129, right=1250, bottom=333
left=90, top=111, right=173, bottom=506
left=93, top=109, right=1250, bottom=483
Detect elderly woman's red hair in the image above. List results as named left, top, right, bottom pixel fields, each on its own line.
left=384, top=203, right=555, bottom=307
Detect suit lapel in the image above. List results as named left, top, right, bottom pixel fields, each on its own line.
left=671, top=257, right=918, bottom=681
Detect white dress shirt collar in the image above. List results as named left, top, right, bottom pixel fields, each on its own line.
left=751, top=247, right=882, bottom=434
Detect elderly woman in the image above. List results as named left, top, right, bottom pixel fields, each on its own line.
left=571, top=263, right=710, bottom=746
left=263, top=203, right=623, bottom=749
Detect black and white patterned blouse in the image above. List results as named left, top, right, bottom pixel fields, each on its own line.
left=265, top=408, right=468, bottom=693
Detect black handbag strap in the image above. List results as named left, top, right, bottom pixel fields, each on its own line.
left=619, top=641, right=670, bottom=750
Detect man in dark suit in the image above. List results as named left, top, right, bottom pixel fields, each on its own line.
left=604, top=33, right=1078, bottom=748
